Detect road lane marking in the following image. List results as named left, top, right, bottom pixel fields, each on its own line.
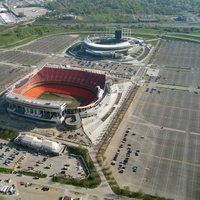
left=139, top=100, right=200, bottom=113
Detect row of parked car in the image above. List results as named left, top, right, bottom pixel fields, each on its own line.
left=146, top=87, right=161, bottom=94
left=0, top=150, right=20, bottom=166
left=111, top=127, right=142, bottom=173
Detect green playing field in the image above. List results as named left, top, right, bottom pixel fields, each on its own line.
left=38, top=92, right=85, bottom=108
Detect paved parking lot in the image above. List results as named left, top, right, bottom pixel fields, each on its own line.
left=105, top=88, right=200, bottom=200
left=0, top=140, right=86, bottom=180
left=22, top=151, right=86, bottom=179
left=21, top=35, right=79, bottom=54
left=154, top=41, right=200, bottom=68
left=149, top=40, right=200, bottom=90
left=135, top=89, right=200, bottom=133
left=50, top=56, right=141, bottom=79
left=0, top=51, right=45, bottom=66
left=146, top=68, right=193, bottom=87
left=0, top=64, right=31, bottom=92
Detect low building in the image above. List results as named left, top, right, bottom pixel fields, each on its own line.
left=0, top=6, right=7, bottom=13
left=137, top=15, right=159, bottom=23
left=61, top=14, right=77, bottom=20
left=174, top=16, right=187, bottom=22
left=15, top=135, right=64, bottom=155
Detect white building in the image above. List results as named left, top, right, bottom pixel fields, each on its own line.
left=15, top=135, right=64, bottom=155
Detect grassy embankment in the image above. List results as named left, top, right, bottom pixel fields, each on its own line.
left=0, top=25, right=74, bottom=48
left=0, top=128, right=18, bottom=141
left=0, top=24, right=199, bottom=49
left=0, top=24, right=200, bottom=49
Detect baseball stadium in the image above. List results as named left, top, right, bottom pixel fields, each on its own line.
left=6, top=65, right=106, bottom=123
left=68, top=28, right=150, bottom=61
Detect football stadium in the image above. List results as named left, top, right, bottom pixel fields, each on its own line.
left=6, top=65, right=106, bottom=124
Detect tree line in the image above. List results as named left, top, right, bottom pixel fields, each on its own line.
left=45, top=0, right=200, bottom=16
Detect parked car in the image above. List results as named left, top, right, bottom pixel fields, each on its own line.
left=132, top=166, right=138, bottom=172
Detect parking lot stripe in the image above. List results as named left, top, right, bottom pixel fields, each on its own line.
left=163, top=129, right=179, bottom=196
left=190, top=132, right=200, bottom=136
left=130, top=120, right=186, bottom=134
left=140, top=152, right=200, bottom=168
left=151, top=131, right=168, bottom=193
left=139, top=100, right=200, bottom=113
left=138, top=126, right=157, bottom=189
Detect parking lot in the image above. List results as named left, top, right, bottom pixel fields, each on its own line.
left=105, top=87, right=200, bottom=200
left=148, top=40, right=200, bottom=91
left=0, top=140, right=86, bottom=180
left=146, top=68, right=193, bottom=87
left=154, top=41, right=200, bottom=69
left=14, top=7, right=48, bottom=20
left=0, top=64, right=31, bottom=92
left=0, top=51, right=45, bottom=66
left=21, top=35, right=79, bottom=54
left=136, top=88, right=200, bottom=133
left=50, top=56, right=141, bottom=79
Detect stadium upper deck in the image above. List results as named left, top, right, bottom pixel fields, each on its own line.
left=6, top=65, right=106, bottom=123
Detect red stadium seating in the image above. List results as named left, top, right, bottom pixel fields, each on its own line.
left=23, top=84, right=96, bottom=104
left=13, top=67, right=105, bottom=106
left=14, top=67, right=105, bottom=92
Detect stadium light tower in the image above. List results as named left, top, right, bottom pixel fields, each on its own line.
left=105, top=27, right=116, bottom=38
left=122, top=28, right=131, bottom=40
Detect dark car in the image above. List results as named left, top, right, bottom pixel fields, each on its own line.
left=111, top=161, right=116, bottom=165
left=133, top=166, right=138, bottom=172
left=123, top=160, right=127, bottom=165
left=43, top=157, right=48, bottom=162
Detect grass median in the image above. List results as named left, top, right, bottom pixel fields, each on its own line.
left=20, top=171, right=47, bottom=178
left=0, top=167, right=47, bottom=178
left=0, top=167, right=12, bottom=174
